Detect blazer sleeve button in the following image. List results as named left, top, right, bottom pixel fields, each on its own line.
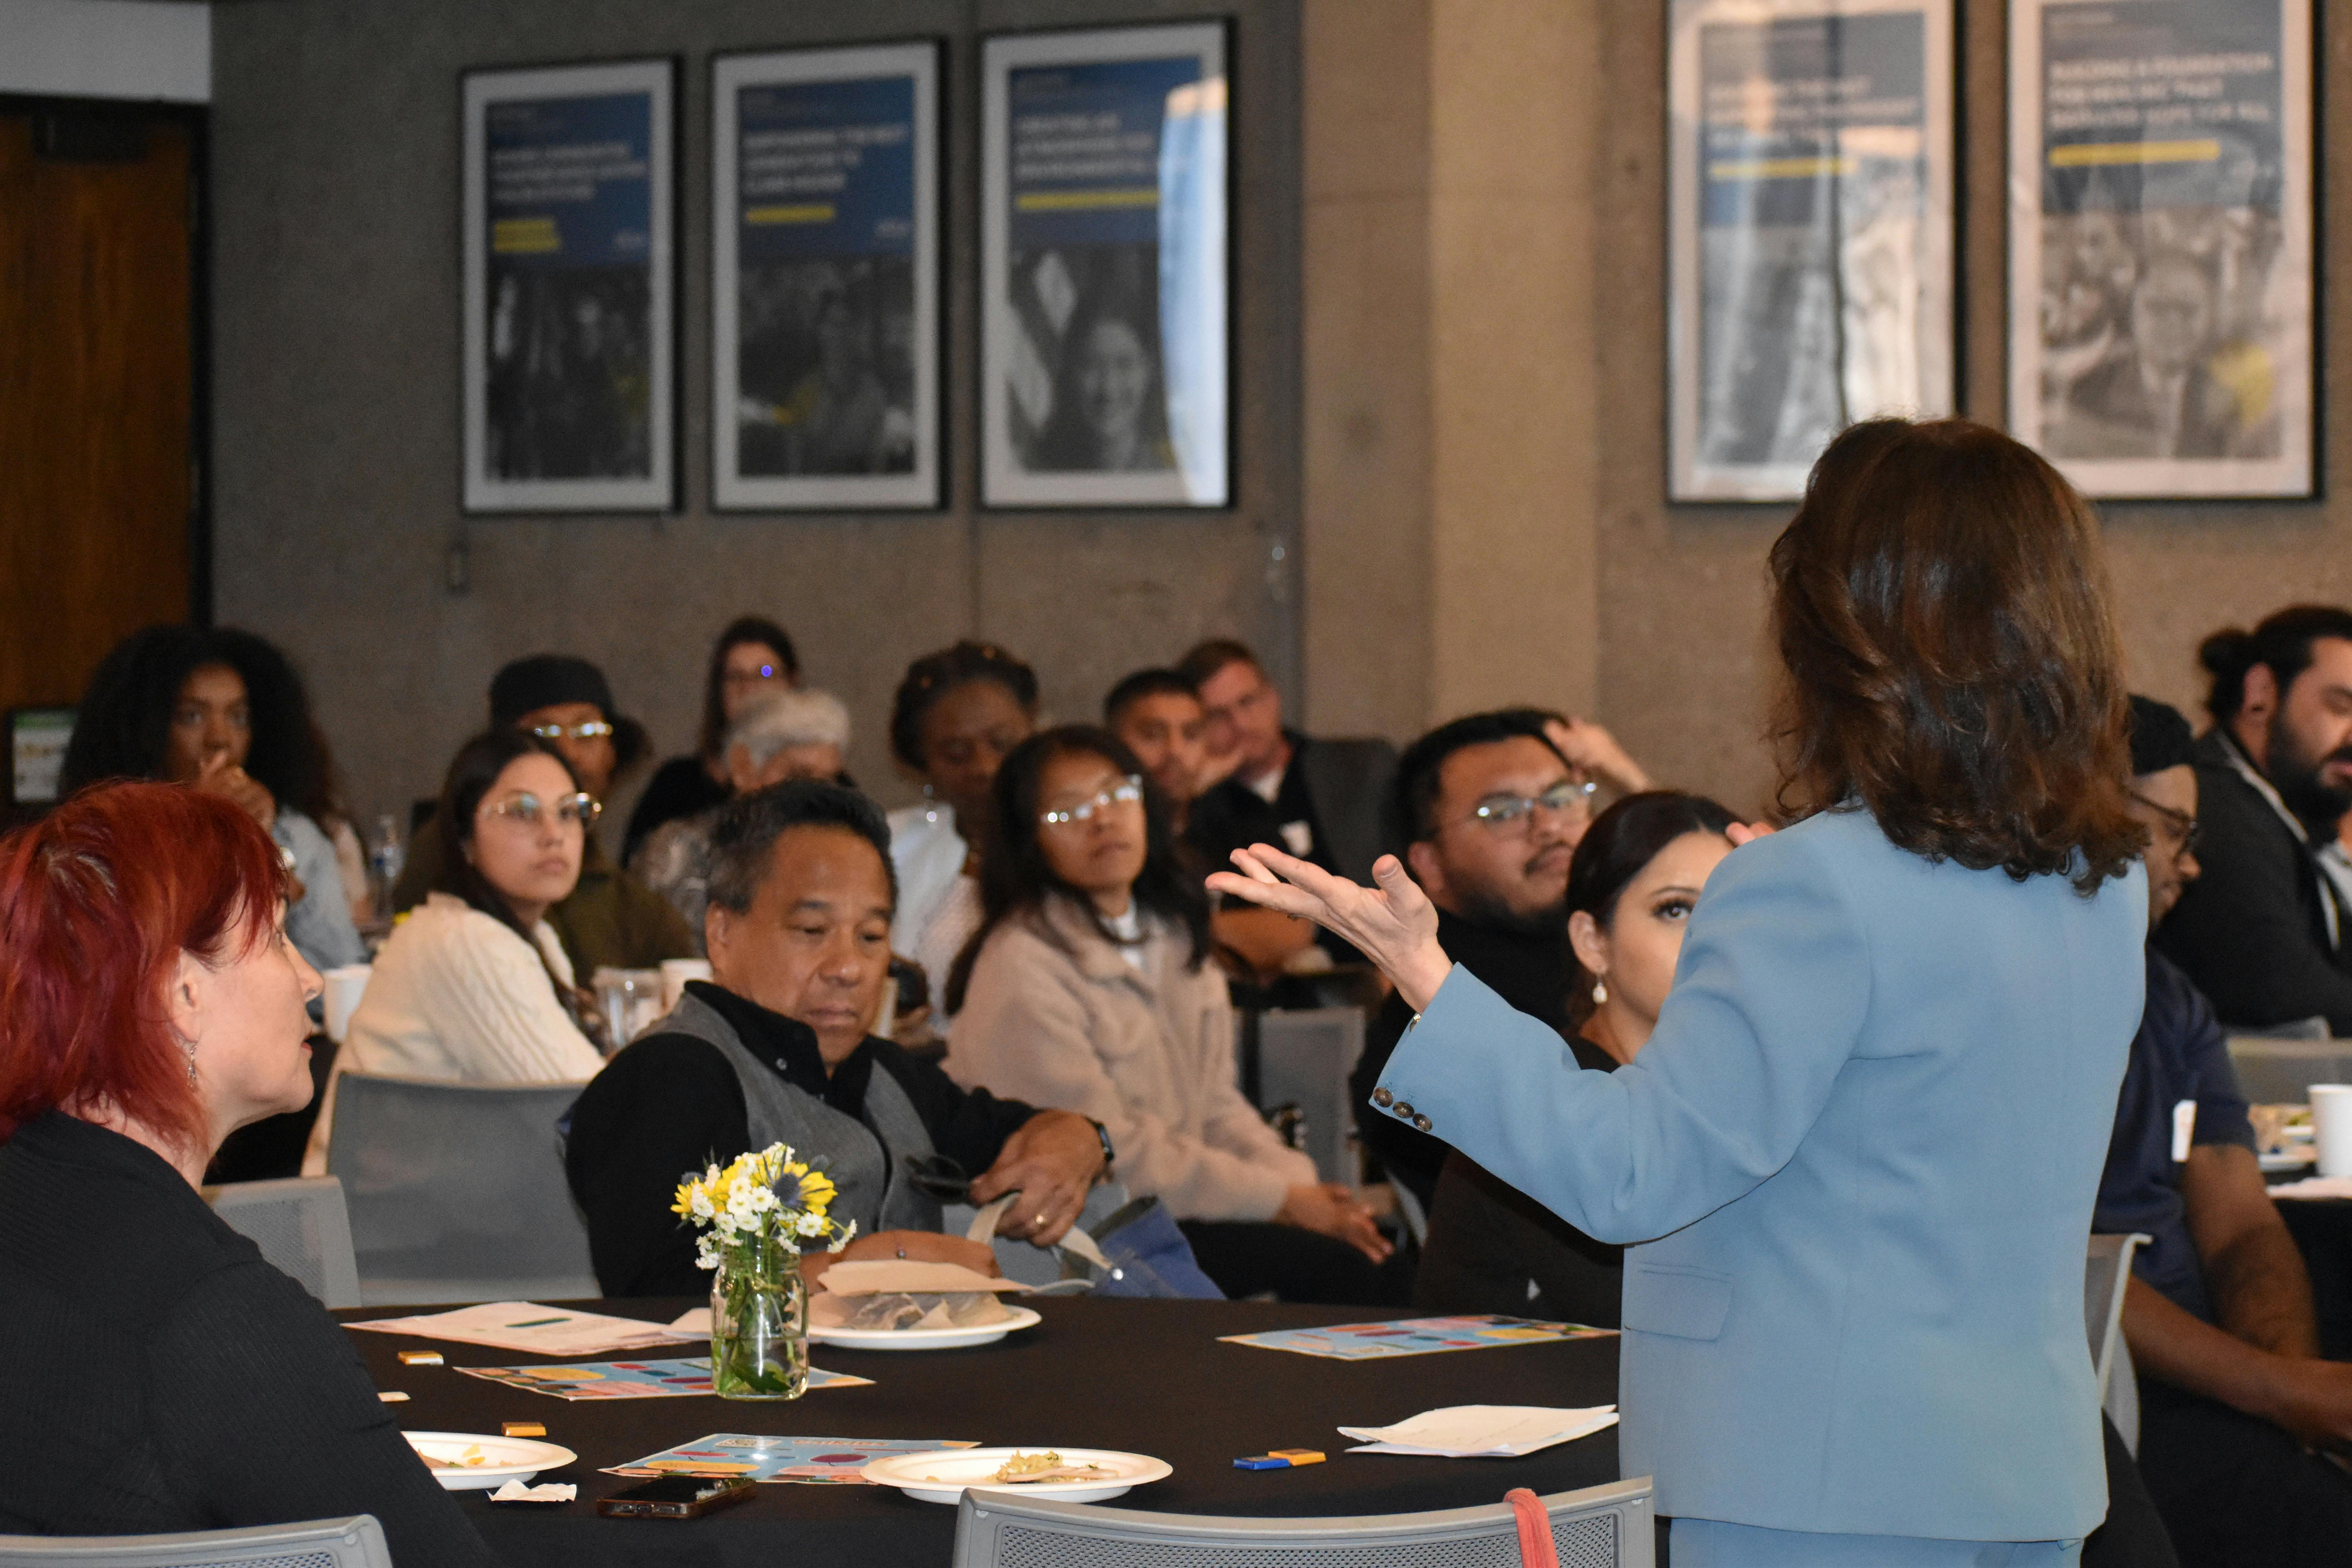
left=1371, top=1088, right=1394, bottom=1108
left=1413, top=1115, right=1433, bottom=1132
left=1393, top=1102, right=1415, bottom=1120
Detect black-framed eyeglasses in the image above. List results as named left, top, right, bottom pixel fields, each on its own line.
left=902, top=1152, right=973, bottom=1201
left=527, top=720, right=615, bottom=742
left=1461, top=779, right=1597, bottom=831
left=2129, top=792, right=2203, bottom=856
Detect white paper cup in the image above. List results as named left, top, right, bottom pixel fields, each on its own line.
left=661, top=958, right=712, bottom=1013
left=2311, top=1084, right=2352, bottom=1177
left=323, top=965, right=371, bottom=1044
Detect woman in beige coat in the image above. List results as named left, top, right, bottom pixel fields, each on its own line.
left=946, top=727, right=1394, bottom=1303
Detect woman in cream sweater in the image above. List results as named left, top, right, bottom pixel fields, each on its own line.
left=946, top=727, right=1393, bottom=1304
left=305, top=731, right=606, bottom=1172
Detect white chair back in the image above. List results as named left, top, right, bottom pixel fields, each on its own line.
left=952, top=1478, right=1654, bottom=1568
left=2085, top=1232, right=2147, bottom=1454
left=327, top=1072, right=598, bottom=1305
left=1254, top=1007, right=1367, bottom=1184
left=203, top=1175, right=361, bottom=1310
left=0, top=1514, right=392, bottom=1566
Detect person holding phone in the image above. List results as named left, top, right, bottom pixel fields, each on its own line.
left=1212, top=419, right=2150, bottom=1565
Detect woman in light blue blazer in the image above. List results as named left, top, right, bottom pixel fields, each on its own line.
left=1212, top=419, right=2151, bottom=1566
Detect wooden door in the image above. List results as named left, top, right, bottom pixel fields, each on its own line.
left=0, top=104, right=197, bottom=713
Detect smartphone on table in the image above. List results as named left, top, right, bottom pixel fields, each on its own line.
left=596, top=1474, right=756, bottom=1519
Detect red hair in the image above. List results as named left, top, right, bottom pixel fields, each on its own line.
left=0, top=781, right=287, bottom=1154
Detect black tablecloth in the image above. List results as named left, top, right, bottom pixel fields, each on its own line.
left=2278, top=1198, right=2352, bottom=1360
left=338, top=1296, right=1625, bottom=1568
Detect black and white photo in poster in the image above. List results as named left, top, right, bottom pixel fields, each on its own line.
left=463, top=58, right=676, bottom=513
left=713, top=43, right=938, bottom=510
left=982, top=23, right=1228, bottom=508
left=1668, top=0, right=1955, bottom=502
left=2010, top=0, right=2312, bottom=497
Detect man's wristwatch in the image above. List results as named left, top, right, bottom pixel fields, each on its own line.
left=1085, top=1116, right=1115, bottom=1176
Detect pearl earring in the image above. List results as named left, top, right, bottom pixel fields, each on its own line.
left=1591, top=977, right=1608, bottom=1005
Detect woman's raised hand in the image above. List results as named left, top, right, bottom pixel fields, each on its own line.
left=1206, top=845, right=1454, bottom=1012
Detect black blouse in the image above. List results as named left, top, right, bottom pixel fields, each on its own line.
left=0, top=1112, right=500, bottom=1563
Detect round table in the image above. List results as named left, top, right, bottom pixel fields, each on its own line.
left=340, top=1296, right=1626, bottom=1568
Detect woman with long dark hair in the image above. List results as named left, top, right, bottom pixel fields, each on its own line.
left=1416, top=791, right=1736, bottom=1327
left=1213, top=418, right=2149, bottom=1564
left=946, top=727, right=1393, bottom=1304
left=61, top=625, right=368, bottom=971
left=305, top=730, right=605, bottom=1172
left=622, top=615, right=800, bottom=864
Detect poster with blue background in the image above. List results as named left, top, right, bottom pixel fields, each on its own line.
left=1668, top=0, right=1955, bottom=502
left=463, top=60, right=674, bottom=512
left=714, top=44, right=936, bottom=509
left=983, top=24, right=1227, bottom=508
left=2011, top=0, right=2310, bottom=496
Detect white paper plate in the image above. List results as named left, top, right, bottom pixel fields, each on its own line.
left=810, top=1303, right=1042, bottom=1351
left=861, top=1446, right=1170, bottom=1504
left=405, top=1430, right=577, bottom=1491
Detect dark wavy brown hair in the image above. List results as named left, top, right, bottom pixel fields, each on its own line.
left=1768, top=418, right=2142, bottom=895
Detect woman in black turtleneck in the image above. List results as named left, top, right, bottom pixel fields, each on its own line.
left=1412, top=793, right=1735, bottom=1327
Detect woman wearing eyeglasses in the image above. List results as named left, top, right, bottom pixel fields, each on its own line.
left=304, top=731, right=608, bottom=1172
left=944, top=728, right=1396, bottom=1304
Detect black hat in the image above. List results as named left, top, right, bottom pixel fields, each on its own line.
left=489, top=654, right=647, bottom=770
left=2127, top=695, right=2197, bottom=778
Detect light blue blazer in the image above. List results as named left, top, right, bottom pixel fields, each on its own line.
left=1377, top=808, right=2146, bottom=1541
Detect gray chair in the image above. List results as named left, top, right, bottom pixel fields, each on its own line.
left=944, top=1180, right=1134, bottom=1288
left=325, top=1073, right=598, bottom=1307
left=0, top=1514, right=392, bottom=1566
left=2226, top=1036, right=2352, bottom=1103
left=1254, top=1006, right=1367, bottom=1184
left=953, top=1478, right=1653, bottom=1568
left=202, top=1175, right=361, bottom=1310
left=2086, top=1232, right=2147, bottom=1455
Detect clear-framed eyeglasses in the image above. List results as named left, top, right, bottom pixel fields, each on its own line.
left=1040, top=775, right=1145, bottom=829
left=482, top=790, right=602, bottom=829
left=527, top=720, right=615, bottom=742
left=1461, top=778, right=1597, bottom=831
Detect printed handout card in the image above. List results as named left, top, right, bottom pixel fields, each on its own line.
left=605, top=1433, right=978, bottom=1484
left=1220, top=1315, right=1616, bottom=1361
left=456, top=1357, right=871, bottom=1400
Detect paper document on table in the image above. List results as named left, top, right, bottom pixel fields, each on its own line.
left=2266, top=1175, right=2352, bottom=1200
left=344, top=1301, right=702, bottom=1356
left=1338, top=1404, right=1618, bottom=1457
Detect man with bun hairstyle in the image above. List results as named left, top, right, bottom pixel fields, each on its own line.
left=392, top=653, right=693, bottom=976
left=2156, top=606, right=2352, bottom=1033
left=2100, top=695, right=2352, bottom=1566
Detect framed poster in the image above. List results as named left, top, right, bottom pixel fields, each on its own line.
left=2009, top=0, right=2313, bottom=499
left=462, top=58, right=677, bottom=513
left=981, top=22, right=1229, bottom=509
left=1667, top=0, right=1956, bottom=502
left=712, top=42, right=940, bottom=510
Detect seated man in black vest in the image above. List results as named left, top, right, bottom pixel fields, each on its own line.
left=565, top=780, right=1107, bottom=1296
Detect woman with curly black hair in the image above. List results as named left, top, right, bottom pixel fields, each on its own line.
left=61, top=625, right=368, bottom=972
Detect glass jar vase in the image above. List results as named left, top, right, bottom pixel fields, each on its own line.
left=710, top=1234, right=807, bottom=1400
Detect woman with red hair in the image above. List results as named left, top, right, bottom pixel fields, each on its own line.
left=0, top=782, right=499, bottom=1562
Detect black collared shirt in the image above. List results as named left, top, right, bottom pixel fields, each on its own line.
left=564, top=981, right=1040, bottom=1296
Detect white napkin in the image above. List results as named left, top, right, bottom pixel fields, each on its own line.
left=344, top=1302, right=696, bottom=1356
left=2267, top=1174, right=2352, bottom=1200
left=667, top=1307, right=712, bottom=1335
left=489, top=1481, right=576, bottom=1503
left=1338, top=1405, right=1619, bottom=1457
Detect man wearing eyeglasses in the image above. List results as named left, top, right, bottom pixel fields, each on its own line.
left=1346, top=710, right=1644, bottom=1218
left=2096, top=696, right=2352, bottom=1563
left=392, top=654, right=695, bottom=977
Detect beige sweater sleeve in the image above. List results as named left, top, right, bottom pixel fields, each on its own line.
left=947, top=929, right=1297, bottom=1222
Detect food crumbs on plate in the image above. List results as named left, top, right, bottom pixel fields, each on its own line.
left=377, top=1391, right=410, bottom=1403
left=503, top=1421, right=546, bottom=1438
left=397, top=1350, right=443, bottom=1366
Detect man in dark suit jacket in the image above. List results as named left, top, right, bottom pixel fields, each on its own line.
left=1178, top=639, right=1399, bottom=970
left=2155, top=606, right=2352, bottom=1033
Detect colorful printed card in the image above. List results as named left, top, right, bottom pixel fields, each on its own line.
left=1219, top=1315, right=1616, bottom=1361
left=455, top=1357, right=871, bottom=1400
left=604, top=1434, right=977, bottom=1484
